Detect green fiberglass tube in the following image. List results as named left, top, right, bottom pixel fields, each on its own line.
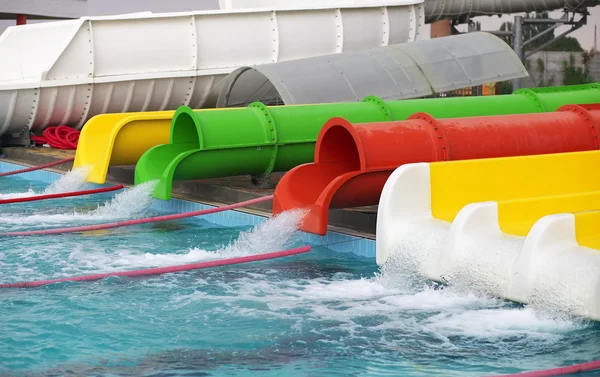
left=134, top=83, right=600, bottom=200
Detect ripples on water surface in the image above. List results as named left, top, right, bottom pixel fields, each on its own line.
left=0, top=176, right=599, bottom=377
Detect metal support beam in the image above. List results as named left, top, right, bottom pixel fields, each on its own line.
left=512, top=15, right=524, bottom=91
left=524, top=14, right=587, bottom=59
left=511, top=9, right=588, bottom=91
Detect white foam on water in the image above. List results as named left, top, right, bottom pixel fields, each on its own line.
left=0, top=188, right=36, bottom=200
left=423, top=306, right=581, bottom=339
left=169, top=270, right=585, bottom=347
left=43, top=165, right=92, bottom=194
left=5, top=207, right=307, bottom=278
left=0, top=180, right=158, bottom=228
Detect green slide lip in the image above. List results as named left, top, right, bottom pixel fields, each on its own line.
left=134, top=83, right=600, bottom=200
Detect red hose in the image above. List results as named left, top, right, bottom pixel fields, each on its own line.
left=30, top=126, right=80, bottom=150
left=484, top=360, right=600, bottom=377
left=0, top=158, right=75, bottom=177
left=0, top=245, right=311, bottom=288
left=0, top=195, right=274, bottom=237
left=0, top=184, right=124, bottom=205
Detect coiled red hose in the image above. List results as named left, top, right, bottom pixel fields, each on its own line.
left=0, top=184, right=124, bottom=205
left=30, top=126, right=79, bottom=150
left=0, top=158, right=74, bottom=178
left=0, top=246, right=312, bottom=288
left=0, top=195, right=273, bottom=237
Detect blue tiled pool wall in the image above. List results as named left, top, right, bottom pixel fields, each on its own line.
left=0, top=160, right=376, bottom=258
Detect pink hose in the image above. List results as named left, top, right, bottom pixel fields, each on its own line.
left=0, top=184, right=124, bottom=205
left=0, top=157, right=74, bottom=177
left=0, top=246, right=311, bottom=288
left=485, top=360, right=600, bottom=377
left=0, top=195, right=274, bottom=237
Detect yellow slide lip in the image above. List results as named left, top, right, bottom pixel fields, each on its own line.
left=497, top=191, right=600, bottom=237
left=73, top=111, right=176, bottom=184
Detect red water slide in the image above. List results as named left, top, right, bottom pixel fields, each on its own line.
left=273, top=104, right=600, bottom=235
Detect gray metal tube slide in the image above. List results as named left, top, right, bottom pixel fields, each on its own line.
left=425, top=0, right=590, bottom=22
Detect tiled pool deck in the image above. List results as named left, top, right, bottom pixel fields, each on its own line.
left=0, top=160, right=376, bottom=259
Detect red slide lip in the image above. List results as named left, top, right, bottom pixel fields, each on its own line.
left=274, top=104, right=600, bottom=235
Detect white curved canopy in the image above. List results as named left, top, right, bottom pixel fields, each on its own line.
left=216, top=32, right=528, bottom=107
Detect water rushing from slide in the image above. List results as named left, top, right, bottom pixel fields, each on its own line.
left=0, top=180, right=158, bottom=228
left=379, top=225, right=596, bottom=321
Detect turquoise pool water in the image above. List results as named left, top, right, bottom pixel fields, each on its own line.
left=1, top=172, right=599, bottom=377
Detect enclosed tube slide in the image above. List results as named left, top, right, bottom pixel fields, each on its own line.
left=375, top=149, right=600, bottom=321
left=134, top=84, right=599, bottom=200
left=219, top=0, right=593, bottom=23
left=0, top=1, right=423, bottom=138
left=423, top=0, right=591, bottom=22
left=74, top=31, right=529, bottom=185
left=273, top=103, right=600, bottom=235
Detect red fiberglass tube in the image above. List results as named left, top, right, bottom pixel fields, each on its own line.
left=0, top=246, right=312, bottom=288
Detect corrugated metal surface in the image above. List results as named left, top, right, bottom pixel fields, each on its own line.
left=424, top=0, right=590, bottom=22
left=216, top=32, right=528, bottom=107
left=0, top=1, right=424, bottom=136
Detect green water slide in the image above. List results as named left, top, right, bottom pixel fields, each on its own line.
left=134, top=83, right=600, bottom=200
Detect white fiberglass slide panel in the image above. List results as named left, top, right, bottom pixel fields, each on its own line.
left=195, top=12, right=276, bottom=68
left=0, top=2, right=422, bottom=136
left=91, top=17, right=197, bottom=77
left=276, top=11, right=339, bottom=61
left=425, top=0, right=590, bottom=22
left=506, top=214, right=600, bottom=320
left=0, top=20, right=81, bottom=83
left=388, top=5, right=424, bottom=44
left=340, top=8, right=388, bottom=49
left=216, top=32, right=527, bottom=107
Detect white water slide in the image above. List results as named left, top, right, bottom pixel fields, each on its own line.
left=0, top=0, right=593, bottom=138
left=0, top=1, right=424, bottom=137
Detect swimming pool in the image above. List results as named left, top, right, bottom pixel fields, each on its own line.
left=1, top=163, right=599, bottom=377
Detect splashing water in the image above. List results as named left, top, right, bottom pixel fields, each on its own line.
left=89, top=179, right=158, bottom=218
left=0, top=180, right=158, bottom=227
left=181, top=208, right=307, bottom=262
left=0, top=188, right=36, bottom=200
left=43, top=165, right=92, bottom=194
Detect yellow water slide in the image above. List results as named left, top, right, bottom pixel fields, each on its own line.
left=428, top=149, right=600, bottom=224
left=575, top=210, right=600, bottom=250
left=73, top=111, right=175, bottom=184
